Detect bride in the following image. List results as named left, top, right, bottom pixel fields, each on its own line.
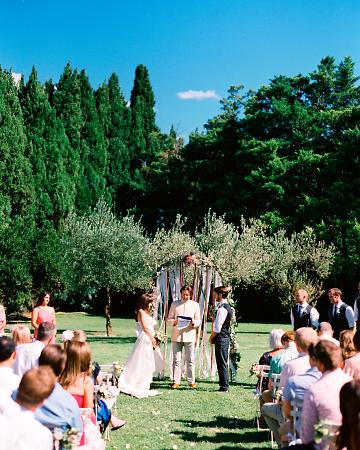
left=118, top=293, right=164, bottom=398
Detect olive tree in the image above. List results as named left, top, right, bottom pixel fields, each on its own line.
left=62, top=199, right=152, bottom=335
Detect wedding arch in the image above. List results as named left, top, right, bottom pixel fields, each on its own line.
left=153, top=254, right=239, bottom=381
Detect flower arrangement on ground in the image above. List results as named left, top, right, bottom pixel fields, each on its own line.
left=53, top=427, right=81, bottom=450
left=314, top=420, right=340, bottom=449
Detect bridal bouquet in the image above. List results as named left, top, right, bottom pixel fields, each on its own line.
left=154, top=330, right=167, bottom=345
left=53, top=427, right=81, bottom=450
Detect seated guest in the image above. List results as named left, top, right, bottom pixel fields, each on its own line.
left=0, top=336, right=20, bottom=395
left=300, top=340, right=352, bottom=445
left=35, top=344, right=82, bottom=433
left=60, top=341, right=125, bottom=442
left=1, top=366, right=56, bottom=450
left=262, top=330, right=298, bottom=403
left=336, top=380, right=360, bottom=450
left=12, top=325, right=32, bottom=345
left=257, top=329, right=284, bottom=389
left=317, top=322, right=340, bottom=346
left=14, top=322, right=56, bottom=377
left=279, top=343, right=322, bottom=442
left=339, top=329, right=356, bottom=362
left=261, top=328, right=317, bottom=446
left=72, top=329, right=87, bottom=342
left=344, top=330, right=360, bottom=379
left=279, top=327, right=318, bottom=389
left=256, top=329, right=284, bottom=428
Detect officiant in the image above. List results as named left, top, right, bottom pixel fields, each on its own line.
left=167, top=285, right=201, bottom=389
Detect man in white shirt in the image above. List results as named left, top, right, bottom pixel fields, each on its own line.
left=14, top=322, right=56, bottom=377
left=209, top=286, right=233, bottom=392
left=290, top=289, right=319, bottom=330
left=0, top=336, right=20, bottom=395
left=167, top=285, right=201, bottom=389
left=0, top=366, right=56, bottom=450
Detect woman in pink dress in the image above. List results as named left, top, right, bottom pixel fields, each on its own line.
left=59, top=341, right=97, bottom=445
left=31, top=291, right=56, bottom=342
left=0, top=304, right=6, bottom=335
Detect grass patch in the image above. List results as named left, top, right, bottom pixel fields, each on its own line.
left=7, top=314, right=289, bottom=449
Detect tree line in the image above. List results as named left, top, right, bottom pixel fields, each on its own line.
left=1, top=56, right=359, bottom=318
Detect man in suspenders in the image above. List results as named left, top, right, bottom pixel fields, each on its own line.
left=328, top=288, right=355, bottom=340
left=209, top=286, right=233, bottom=392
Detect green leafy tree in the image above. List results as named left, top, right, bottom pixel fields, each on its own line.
left=62, top=199, right=152, bottom=335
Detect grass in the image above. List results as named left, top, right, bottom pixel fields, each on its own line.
left=7, top=314, right=290, bottom=450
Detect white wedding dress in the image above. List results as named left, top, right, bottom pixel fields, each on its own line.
left=118, top=313, right=164, bottom=398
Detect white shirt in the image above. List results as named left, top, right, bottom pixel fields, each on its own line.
left=0, top=403, right=53, bottom=450
left=0, top=366, right=20, bottom=395
left=214, top=300, right=231, bottom=334
left=353, top=298, right=359, bottom=321
left=318, top=333, right=340, bottom=346
left=13, top=341, right=45, bottom=377
left=290, top=302, right=319, bottom=329
left=332, top=300, right=355, bottom=328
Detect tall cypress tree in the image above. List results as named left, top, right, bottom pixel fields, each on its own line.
left=129, top=65, right=160, bottom=180
left=96, top=73, right=132, bottom=213
left=20, top=67, right=75, bottom=226
left=0, top=68, right=35, bottom=307
left=0, top=68, right=34, bottom=217
left=52, top=63, right=86, bottom=212
left=77, top=69, right=109, bottom=207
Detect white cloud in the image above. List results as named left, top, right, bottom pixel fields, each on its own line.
left=177, top=90, right=220, bottom=101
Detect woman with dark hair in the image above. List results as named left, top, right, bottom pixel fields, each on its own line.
left=118, top=293, right=164, bottom=398
left=337, top=380, right=360, bottom=450
left=31, top=292, right=56, bottom=342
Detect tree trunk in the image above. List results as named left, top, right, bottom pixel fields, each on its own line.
left=104, top=287, right=113, bottom=336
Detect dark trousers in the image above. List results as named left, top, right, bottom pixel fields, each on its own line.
left=215, top=336, right=230, bottom=390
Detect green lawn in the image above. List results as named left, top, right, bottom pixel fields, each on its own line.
left=8, top=313, right=290, bottom=450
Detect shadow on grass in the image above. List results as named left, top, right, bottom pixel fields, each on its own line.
left=238, top=381, right=257, bottom=389
left=237, top=331, right=270, bottom=335
left=174, top=417, right=269, bottom=445
left=63, top=336, right=137, bottom=345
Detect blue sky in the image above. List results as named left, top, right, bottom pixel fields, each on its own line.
left=1, top=0, right=360, bottom=140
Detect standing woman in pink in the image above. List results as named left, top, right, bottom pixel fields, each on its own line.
left=31, top=292, right=56, bottom=342
left=0, top=304, right=6, bottom=335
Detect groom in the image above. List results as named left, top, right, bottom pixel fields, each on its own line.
left=209, top=286, right=232, bottom=392
left=167, top=285, right=201, bottom=389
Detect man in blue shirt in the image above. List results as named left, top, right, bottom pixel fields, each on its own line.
left=35, top=344, right=82, bottom=433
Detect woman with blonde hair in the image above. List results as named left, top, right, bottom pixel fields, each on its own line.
left=12, top=325, right=31, bottom=345
left=340, top=329, right=356, bottom=362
